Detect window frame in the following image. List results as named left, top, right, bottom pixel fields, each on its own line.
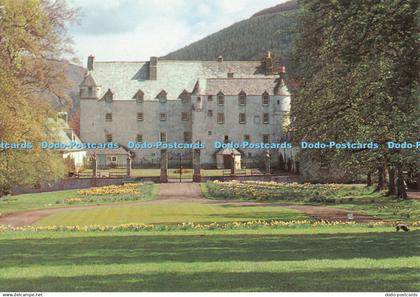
left=262, top=134, right=270, bottom=143
left=262, top=92, right=270, bottom=106
left=217, top=92, right=225, bottom=106
left=217, top=112, right=225, bottom=124
left=105, top=134, right=113, bottom=143
left=105, top=113, right=113, bottom=122
left=159, top=132, right=167, bottom=142
left=239, top=112, right=246, bottom=124
left=263, top=113, right=270, bottom=124
left=160, top=113, right=167, bottom=121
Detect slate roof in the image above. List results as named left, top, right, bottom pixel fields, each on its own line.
left=199, top=77, right=289, bottom=96
left=88, top=60, right=287, bottom=101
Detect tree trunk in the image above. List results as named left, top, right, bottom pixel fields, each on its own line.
left=396, top=163, right=408, bottom=199
left=375, top=165, right=386, bottom=191
left=367, top=171, right=372, bottom=187
left=387, top=165, right=397, bottom=196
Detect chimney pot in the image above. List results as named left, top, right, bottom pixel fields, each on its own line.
left=87, top=55, right=95, bottom=71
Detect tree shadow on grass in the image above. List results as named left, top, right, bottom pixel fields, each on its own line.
left=0, top=268, right=418, bottom=292
left=0, top=231, right=418, bottom=268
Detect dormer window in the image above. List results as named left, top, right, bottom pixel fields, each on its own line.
left=217, top=91, right=224, bottom=106
left=103, top=89, right=113, bottom=102
left=178, top=90, right=190, bottom=103
left=156, top=90, right=167, bottom=102
left=133, top=89, right=144, bottom=103
left=227, top=72, right=234, bottom=78
left=262, top=91, right=270, bottom=106
left=238, top=91, right=246, bottom=106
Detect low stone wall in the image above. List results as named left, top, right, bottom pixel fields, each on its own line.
left=11, top=176, right=160, bottom=195
left=203, top=174, right=296, bottom=183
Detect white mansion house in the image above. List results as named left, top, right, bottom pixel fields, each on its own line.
left=79, top=53, right=291, bottom=168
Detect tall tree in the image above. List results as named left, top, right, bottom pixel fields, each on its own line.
left=289, top=0, right=419, bottom=198
left=0, top=0, right=78, bottom=195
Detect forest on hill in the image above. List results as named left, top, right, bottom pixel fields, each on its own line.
left=163, top=1, right=298, bottom=62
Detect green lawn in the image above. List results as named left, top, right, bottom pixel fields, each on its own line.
left=0, top=190, right=78, bottom=215
left=36, top=202, right=307, bottom=226
left=0, top=183, right=158, bottom=215
left=0, top=227, right=418, bottom=291
left=203, top=182, right=420, bottom=223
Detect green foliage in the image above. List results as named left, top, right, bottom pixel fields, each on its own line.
left=0, top=0, right=77, bottom=194
left=289, top=0, right=419, bottom=196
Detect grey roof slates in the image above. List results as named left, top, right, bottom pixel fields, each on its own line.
left=203, top=78, right=282, bottom=96
left=89, top=60, right=288, bottom=100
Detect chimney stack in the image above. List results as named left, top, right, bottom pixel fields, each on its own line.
left=149, top=56, right=158, bottom=80
left=87, top=55, right=95, bottom=71
left=262, top=51, right=274, bottom=75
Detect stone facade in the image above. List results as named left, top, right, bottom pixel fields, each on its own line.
left=80, top=54, right=291, bottom=169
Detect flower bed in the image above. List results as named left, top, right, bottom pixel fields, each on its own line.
left=1, top=220, right=418, bottom=232
left=59, top=183, right=152, bottom=204
left=206, top=181, right=349, bottom=202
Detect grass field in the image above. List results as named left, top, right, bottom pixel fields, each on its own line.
left=0, top=227, right=418, bottom=291
left=36, top=202, right=307, bottom=226
left=203, top=182, right=420, bottom=223
left=0, top=183, right=158, bottom=215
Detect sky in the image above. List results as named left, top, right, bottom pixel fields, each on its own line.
left=68, top=0, right=287, bottom=64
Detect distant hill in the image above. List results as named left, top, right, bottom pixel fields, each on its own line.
left=42, top=61, right=85, bottom=116
left=163, top=0, right=298, bottom=62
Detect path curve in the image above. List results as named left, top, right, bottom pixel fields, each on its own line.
left=0, top=183, right=380, bottom=227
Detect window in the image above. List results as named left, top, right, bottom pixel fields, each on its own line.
left=104, top=89, right=113, bottom=102
left=197, top=97, right=201, bottom=103
left=217, top=113, right=225, bottom=124
left=106, top=134, right=113, bottom=143
left=227, top=72, right=234, bottom=78
left=184, top=131, right=192, bottom=142
left=207, top=109, right=213, bottom=117
left=244, top=134, right=251, bottom=141
left=105, top=113, right=112, bottom=122
left=136, top=134, right=143, bottom=143
left=111, top=156, right=117, bottom=163
left=88, top=86, right=93, bottom=96
left=239, top=113, right=246, bottom=124
left=137, top=112, right=143, bottom=121
left=160, top=132, right=167, bottom=142
left=208, top=131, right=212, bottom=136
left=224, top=135, right=229, bottom=142
left=157, top=90, right=167, bottom=102
left=238, top=91, right=246, bottom=106
left=208, top=95, right=213, bottom=101
left=134, top=90, right=144, bottom=103
left=217, top=92, right=224, bottom=105
left=248, top=152, right=252, bottom=158
left=262, top=134, right=270, bottom=143
left=160, top=113, right=167, bottom=121
left=263, top=113, right=269, bottom=124
left=254, top=115, right=261, bottom=124
left=181, top=112, right=189, bottom=121
left=262, top=92, right=270, bottom=106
